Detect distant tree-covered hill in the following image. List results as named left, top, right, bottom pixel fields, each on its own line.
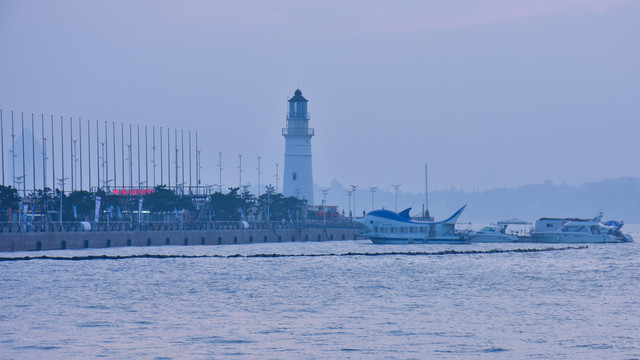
left=315, top=177, right=640, bottom=224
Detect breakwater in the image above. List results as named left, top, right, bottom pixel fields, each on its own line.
left=0, top=224, right=362, bottom=252
left=0, top=246, right=589, bottom=261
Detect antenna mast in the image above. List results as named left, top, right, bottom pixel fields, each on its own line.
left=425, top=163, right=429, bottom=218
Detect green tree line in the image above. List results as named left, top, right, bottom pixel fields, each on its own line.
left=0, top=184, right=307, bottom=222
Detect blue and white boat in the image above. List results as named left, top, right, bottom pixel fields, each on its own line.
left=355, top=206, right=471, bottom=244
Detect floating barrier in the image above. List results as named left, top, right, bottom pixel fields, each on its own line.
left=0, top=246, right=588, bottom=262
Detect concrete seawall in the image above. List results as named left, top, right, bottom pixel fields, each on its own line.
left=0, top=227, right=363, bottom=252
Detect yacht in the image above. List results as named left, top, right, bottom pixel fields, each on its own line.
left=355, top=206, right=471, bottom=244
left=527, top=213, right=633, bottom=243
left=469, top=218, right=531, bottom=242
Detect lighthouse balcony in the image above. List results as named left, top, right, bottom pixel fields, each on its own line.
left=286, top=112, right=310, bottom=120
left=282, top=128, right=314, bottom=136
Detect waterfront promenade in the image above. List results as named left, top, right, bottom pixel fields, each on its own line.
left=0, top=221, right=363, bottom=252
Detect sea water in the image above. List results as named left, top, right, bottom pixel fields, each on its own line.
left=1, top=225, right=639, bottom=359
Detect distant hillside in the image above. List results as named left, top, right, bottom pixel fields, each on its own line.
left=315, top=177, right=640, bottom=224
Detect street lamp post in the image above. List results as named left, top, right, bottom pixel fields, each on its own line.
left=347, top=190, right=352, bottom=219
left=56, top=177, right=68, bottom=227
left=197, top=150, right=202, bottom=195
left=217, top=152, right=223, bottom=193
left=266, top=188, right=270, bottom=223
left=257, top=156, right=262, bottom=196
left=151, top=126, right=157, bottom=188
left=238, top=154, right=243, bottom=189
left=103, top=181, right=113, bottom=226
left=15, top=175, right=25, bottom=227
left=137, top=180, right=146, bottom=224
left=241, top=184, right=250, bottom=221
left=392, top=184, right=401, bottom=212
left=350, top=185, right=357, bottom=218
left=274, top=163, right=279, bottom=194
left=14, top=175, right=25, bottom=193
left=321, top=188, right=329, bottom=223
left=369, top=186, right=378, bottom=211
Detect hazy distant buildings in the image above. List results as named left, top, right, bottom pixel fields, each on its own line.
left=282, top=89, right=314, bottom=205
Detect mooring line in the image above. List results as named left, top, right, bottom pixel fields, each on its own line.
left=0, top=246, right=588, bottom=262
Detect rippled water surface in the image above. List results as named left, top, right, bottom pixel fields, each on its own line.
left=1, top=225, right=640, bottom=359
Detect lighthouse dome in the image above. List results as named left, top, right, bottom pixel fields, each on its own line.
left=289, top=89, right=308, bottom=102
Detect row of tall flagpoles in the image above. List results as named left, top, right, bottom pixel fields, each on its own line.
left=0, top=110, right=201, bottom=196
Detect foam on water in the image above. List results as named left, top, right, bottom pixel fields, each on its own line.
left=1, top=230, right=640, bottom=359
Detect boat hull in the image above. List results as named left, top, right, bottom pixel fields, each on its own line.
left=469, top=234, right=517, bottom=243
left=525, top=233, right=631, bottom=243
left=369, top=236, right=469, bottom=244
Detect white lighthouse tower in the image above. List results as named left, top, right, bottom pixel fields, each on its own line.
left=282, top=89, right=314, bottom=205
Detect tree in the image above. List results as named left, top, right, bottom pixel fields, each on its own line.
left=210, top=187, right=244, bottom=221
left=144, top=185, right=179, bottom=213
left=176, top=196, right=195, bottom=212
left=0, top=185, right=21, bottom=210
left=51, top=189, right=68, bottom=221
left=240, top=188, right=256, bottom=219
left=66, top=191, right=96, bottom=220
left=277, top=195, right=307, bottom=221
left=104, top=192, right=127, bottom=220
left=257, top=186, right=277, bottom=221
left=257, top=185, right=307, bottom=222
left=29, top=187, right=54, bottom=214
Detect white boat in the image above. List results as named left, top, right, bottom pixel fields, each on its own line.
left=469, top=218, right=531, bottom=243
left=470, top=224, right=516, bottom=242
left=355, top=206, right=471, bottom=244
left=526, top=213, right=633, bottom=243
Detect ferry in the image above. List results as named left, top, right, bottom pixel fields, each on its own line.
left=355, top=206, right=471, bottom=244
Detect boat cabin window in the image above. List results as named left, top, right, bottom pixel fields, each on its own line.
left=420, top=227, right=428, bottom=233
left=400, top=227, right=408, bottom=233
left=564, top=225, right=586, bottom=232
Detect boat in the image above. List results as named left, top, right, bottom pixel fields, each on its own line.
left=468, top=218, right=531, bottom=242
left=355, top=205, right=471, bottom=244
left=525, top=213, right=633, bottom=243
left=470, top=224, right=516, bottom=242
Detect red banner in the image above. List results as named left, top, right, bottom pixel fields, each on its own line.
left=112, top=189, right=155, bottom=196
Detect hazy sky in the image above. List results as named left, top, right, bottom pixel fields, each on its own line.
left=1, top=0, right=639, bottom=194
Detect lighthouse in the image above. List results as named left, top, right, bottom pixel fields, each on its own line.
left=282, top=89, right=314, bottom=205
